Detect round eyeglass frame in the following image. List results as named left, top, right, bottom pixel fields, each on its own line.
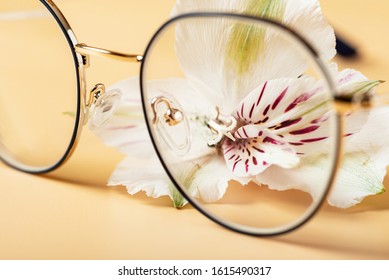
left=0, top=0, right=343, bottom=236
left=0, top=0, right=87, bottom=174
left=139, top=13, right=343, bottom=236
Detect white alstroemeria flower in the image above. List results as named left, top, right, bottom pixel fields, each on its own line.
left=254, top=65, right=387, bottom=208
left=95, top=70, right=383, bottom=208
left=92, top=0, right=387, bottom=208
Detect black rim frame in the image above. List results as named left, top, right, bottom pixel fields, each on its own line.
left=140, top=12, right=341, bottom=236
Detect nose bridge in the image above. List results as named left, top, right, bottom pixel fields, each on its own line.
left=74, top=44, right=143, bottom=118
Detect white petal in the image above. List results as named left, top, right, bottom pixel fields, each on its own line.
left=91, top=77, right=151, bottom=156
left=256, top=106, right=389, bottom=208
left=190, top=157, right=234, bottom=202
left=172, top=0, right=335, bottom=58
left=223, top=126, right=299, bottom=177
left=172, top=0, right=335, bottom=106
left=235, top=77, right=333, bottom=156
left=172, top=10, right=239, bottom=110
left=325, top=64, right=382, bottom=143
left=336, top=68, right=370, bottom=93
left=108, top=156, right=172, bottom=199
left=284, top=0, right=336, bottom=61
left=235, top=77, right=330, bottom=127
left=255, top=156, right=328, bottom=201
left=343, top=109, right=369, bottom=139
left=346, top=106, right=389, bottom=169
left=330, top=64, right=383, bottom=99
left=327, top=152, right=385, bottom=208
left=109, top=155, right=190, bottom=208
left=146, top=78, right=218, bottom=112
left=172, top=0, right=244, bottom=15
left=257, top=155, right=385, bottom=208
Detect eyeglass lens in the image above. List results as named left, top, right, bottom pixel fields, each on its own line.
left=141, top=15, right=340, bottom=235
left=0, top=0, right=79, bottom=172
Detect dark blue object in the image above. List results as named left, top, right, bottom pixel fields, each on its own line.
left=336, top=35, right=358, bottom=58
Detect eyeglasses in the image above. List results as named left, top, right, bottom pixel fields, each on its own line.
left=0, top=0, right=374, bottom=236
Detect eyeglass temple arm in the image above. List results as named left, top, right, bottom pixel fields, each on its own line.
left=75, top=43, right=143, bottom=63
left=334, top=96, right=361, bottom=114
left=333, top=90, right=386, bottom=114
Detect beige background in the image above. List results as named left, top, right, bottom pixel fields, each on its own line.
left=1, top=0, right=389, bottom=259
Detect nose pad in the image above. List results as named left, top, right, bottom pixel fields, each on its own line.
left=88, top=86, right=122, bottom=131
left=151, top=95, right=191, bottom=156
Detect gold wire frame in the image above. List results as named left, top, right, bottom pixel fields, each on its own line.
left=39, top=0, right=142, bottom=171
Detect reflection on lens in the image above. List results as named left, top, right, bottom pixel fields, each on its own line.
left=141, top=14, right=339, bottom=235
left=0, top=0, right=79, bottom=172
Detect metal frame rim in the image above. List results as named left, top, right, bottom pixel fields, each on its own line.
left=139, top=12, right=342, bottom=237
left=0, top=0, right=85, bottom=174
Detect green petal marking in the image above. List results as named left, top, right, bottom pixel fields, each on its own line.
left=171, top=163, right=201, bottom=208
left=300, top=100, right=331, bottom=118
left=342, top=152, right=385, bottom=195
left=169, top=154, right=217, bottom=208
left=169, top=183, right=187, bottom=208
left=63, top=111, right=75, bottom=117
left=341, top=80, right=384, bottom=98
left=226, top=0, right=286, bottom=75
